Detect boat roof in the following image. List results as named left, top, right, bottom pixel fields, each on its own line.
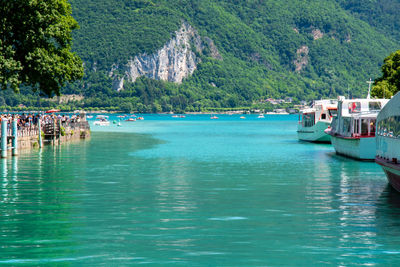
left=351, top=111, right=379, bottom=119
left=301, top=108, right=316, bottom=113
left=377, top=92, right=400, bottom=122
left=300, top=99, right=338, bottom=113
left=338, top=96, right=388, bottom=104
left=313, top=99, right=337, bottom=106
left=337, top=96, right=389, bottom=117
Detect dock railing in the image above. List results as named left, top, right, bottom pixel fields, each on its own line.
left=0, top=114, right=90, bottom=158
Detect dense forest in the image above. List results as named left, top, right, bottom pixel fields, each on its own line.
left=1, top=0, right=400, bottom=112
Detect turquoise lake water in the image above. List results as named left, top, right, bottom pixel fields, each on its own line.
left=1, top=114, right=400, bottom=265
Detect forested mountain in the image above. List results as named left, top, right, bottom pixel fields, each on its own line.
left=2, top=0, right=400, bottom=112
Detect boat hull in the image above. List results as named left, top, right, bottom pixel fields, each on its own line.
left=330, top=135, right=376, bottom=160
left=297, top=121, right=331, bottom=143
left=376, top=157, right=400, bottom=192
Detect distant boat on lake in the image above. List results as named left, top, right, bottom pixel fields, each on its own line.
left=258, top=114, right=265, bottom=118
left=375, top=91, right=400, bottom=192
left=96, top=115, right=108, bottom=120
left=297, top=99, right=338, bottom=143
left=210, top=115, right=219, bottom=119
left=172, top=114, right=185, bottom=118
left=93, top=118, right=110, bottom=126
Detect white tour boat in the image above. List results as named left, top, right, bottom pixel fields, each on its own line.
left=297, top=99, right=338, bottom=142
left=375, top=91, right=400, bottom=192
left=326, top=81, right=389, bottom=160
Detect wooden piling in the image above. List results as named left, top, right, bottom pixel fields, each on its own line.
left=38, top=118, right=42, bottom=148
left=1, top=119, right=8, bottom=158
left=12, top=119, right=18, bottom=156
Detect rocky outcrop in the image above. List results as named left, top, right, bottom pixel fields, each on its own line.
left=112, top=77, right=124, bottom=92
left=311, top=29, right=324, bottom=40
left=111, top=22, right=221, bottom=91
left=294, top=45, right=309, bottom=72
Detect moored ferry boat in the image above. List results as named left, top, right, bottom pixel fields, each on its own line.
left=326, top=96, right=389, bottom=160
left=375, top=92, right=400, bottom=192
left=297, top=99, right=338, bottom=142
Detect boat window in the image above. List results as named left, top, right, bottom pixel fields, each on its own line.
left=377, top=116, right=400, bottom=138
left=302, top=113, right=315, bottom=127
left=361, top=119, right=369, bottom=135
left=342, top=117, right=351, bottom=136
left=370, top=119, right=376, bottom=135
left=348, top=102, right=361, bottom=113
left=331, top=117, right=337, bottom=132
left=328, top=109, right=337, bottom=117
left=369, top=102, right=381, bottom=111
left=321, top=113, right=326, bottom=120
left=353, top=119, right=360, bottom=135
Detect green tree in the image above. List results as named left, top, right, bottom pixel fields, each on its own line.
left=120, top=101, right=133, bottom=113
left=372, top=50, right=400, bottom=98
left=0, top=0, right=83, bottom=96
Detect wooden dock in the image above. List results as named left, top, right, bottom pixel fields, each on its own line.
left=0, top=115, right=90, bottom=158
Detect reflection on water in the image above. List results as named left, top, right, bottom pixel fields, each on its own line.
left=0, top=116, right=399, bottom=265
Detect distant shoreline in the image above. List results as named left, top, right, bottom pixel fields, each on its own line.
left=84, top=111, right=295, bottom=115
left=1, top=110, right=295, bottom=115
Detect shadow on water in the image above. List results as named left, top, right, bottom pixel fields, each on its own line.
left=285, top=139, right=334, bottom=147
left=373, top=185, right=400, bottom=256
left=326, top=151, right=370, bottom=163
left=0, top=131, right=164, bottom=264
left=377, top=184, right=400, bottom=210
left=90, top=131, right=165, bottom=153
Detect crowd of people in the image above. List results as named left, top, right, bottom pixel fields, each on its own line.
left=0, top=113, right=86, bottom=136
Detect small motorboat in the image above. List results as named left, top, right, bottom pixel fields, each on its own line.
left=258, top=114, right=265, bottom=118
left=137, top=117, right=144, bottom=120
left=93, top=119, right=110, bottom=126
left=86, top=115, right=93, bottom=119
left=240, top=116, right=246, bottom=119
left=210, top=115, right=219, bottom=119
left=125, top=118, right=136, bottom=122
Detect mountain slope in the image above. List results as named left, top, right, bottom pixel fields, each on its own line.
left=1, top=0, right=399, bottom=112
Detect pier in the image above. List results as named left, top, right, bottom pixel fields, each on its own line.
left=0, top=113, right=90, bottom=158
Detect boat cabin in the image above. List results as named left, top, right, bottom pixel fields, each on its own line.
left=376, top=91, right=400, bottom=161
left=299, top=100, right=337, bottom=128
left=332, top=97, right=389, bottom=138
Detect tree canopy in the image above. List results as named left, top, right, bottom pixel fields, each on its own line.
left=372, top=50, right=400, bottom=98
left=0, top=0, right=83, bottom=96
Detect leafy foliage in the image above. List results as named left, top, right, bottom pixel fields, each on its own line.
left=0, top=0, right=84, bottom=96
left=372, top=50, right=400, bottom=98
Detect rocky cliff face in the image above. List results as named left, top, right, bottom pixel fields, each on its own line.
left=111, top=22, right=221, bottom=91
left=294, top=45, right=309, bottom=72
